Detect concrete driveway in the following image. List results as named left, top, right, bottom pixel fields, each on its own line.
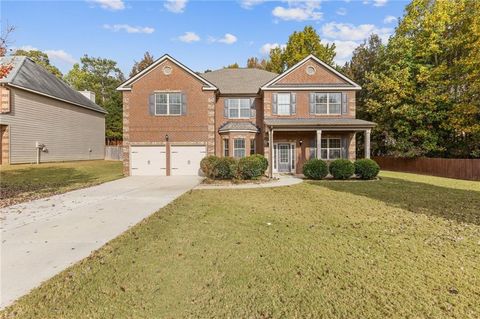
left=0, top=176, right=201, bottom=309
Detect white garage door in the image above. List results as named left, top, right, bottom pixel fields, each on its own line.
left=171, top=145, right=206, bottom=176
left=130, top=146, right=166, bottom=176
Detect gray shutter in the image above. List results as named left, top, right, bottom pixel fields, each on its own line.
left=290, top=93, right=296, bottom=115
left=148, top=93, right=155, bottom=115
left=181, top=93, right=187, bottom=115
left=224, top=99, right=229, bottom=118
left=309, top=93, right=315, bottom=114
left=341, top=92, right=348, bottom=114
left=250, top=98, right=256, bottom=118
left=341, top=137, right=348, bottom=159
left=272, top=93, right=278, bottom=115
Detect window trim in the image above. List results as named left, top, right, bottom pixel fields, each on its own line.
left=223, top=139, right=229, bottom=157
left=227, top=98, right=251, bottom=119
left=233, top=138, right=246, bottom=158
left=276, top=93, right=292, bottom=116
left=249, top=138, right=255, bottom=155
left=154, top=92, right=182, bottom=116
left=313, top=92, right=341, bottom=115
left=320, top=138, right=342, bottom=160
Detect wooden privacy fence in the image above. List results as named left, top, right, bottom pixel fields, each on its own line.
left=372, top=156, right=480, bottom=181
left=105, top=145, right=123, bottom=161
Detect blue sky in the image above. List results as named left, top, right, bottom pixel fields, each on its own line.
left=4, top=0, right=408, bottom=75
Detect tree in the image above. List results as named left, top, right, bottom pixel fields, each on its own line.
left=283, top=26, right=336, bottom=69
left=265, top=47, right=284, bottom=74
left=65, top=55, right=125, bottom=140
left=13, top=49, right=63, bottom=78
left=246, top=57, right=266, bottom=69
left=363, top=0, right=480, bottom=158
left=129, top=51, right=154, bottom=78
left=224, top=63, right=240, bottom=69
left=0, top=23, right=15, bottom=57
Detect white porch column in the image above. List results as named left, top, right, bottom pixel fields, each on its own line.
left=268, top=128, right=274, bottom=177
left=365, top=129, right=371, bottom=159
left=316, top=129, right=322, bottom=159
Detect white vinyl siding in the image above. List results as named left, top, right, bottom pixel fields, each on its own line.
left=227, top=99, right=250, bottom=118
left=233, top=138, right=246, bottom=158
left=277, top=93, right=291, bottom=115
left=0, top=88, right=105, bottom=164
left=155, top=93, right=182, bottom=115
left=314, top=93, right=341, bottom=114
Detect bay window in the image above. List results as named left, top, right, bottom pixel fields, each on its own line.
left=233, top=138, right=246, bottom=158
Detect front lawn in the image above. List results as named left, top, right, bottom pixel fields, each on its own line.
left=2, top=171, right=479, bottom=318
left=0, top=160, right=123, bottom=207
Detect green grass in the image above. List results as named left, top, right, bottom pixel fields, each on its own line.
left=0, top=160, right=123, bottom=207
left=2, top=172, right=479, bottom=318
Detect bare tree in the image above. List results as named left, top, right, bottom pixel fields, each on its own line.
left=0, top=23, right=16, bottom=57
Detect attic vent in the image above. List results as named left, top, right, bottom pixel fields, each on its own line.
left=163, top=65, right=172, bottom=75
left=306, top=65, right=316, bottom=75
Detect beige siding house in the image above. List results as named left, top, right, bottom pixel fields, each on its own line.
left=0, top=56, right=106, bottom=164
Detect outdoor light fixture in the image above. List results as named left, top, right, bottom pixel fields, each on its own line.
left=165, top=134, right=169, bottom=142
left=299, top=139, right=303, bottom=145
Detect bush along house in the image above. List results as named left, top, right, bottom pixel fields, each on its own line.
left=117, top=54, right=375, bottom=177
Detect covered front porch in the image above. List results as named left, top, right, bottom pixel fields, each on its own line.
left=263, top=118, right=375, bottom=177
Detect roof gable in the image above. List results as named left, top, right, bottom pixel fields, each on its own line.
left=261, top=55, right=361, bottom=91
left=0, top=56, right=106, bottom=114
left=117, top=54, right=217, bottom=91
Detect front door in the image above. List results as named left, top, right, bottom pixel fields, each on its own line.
left=275, top=143, right=295, bottom=173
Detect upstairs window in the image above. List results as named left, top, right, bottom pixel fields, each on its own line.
left=313, top=93, right=342, bottom=115
left=227, top=99, right=251, bottom=118
left=277, top=93, right=291, bottom=115
left=155, top=93, right=182, bottom=115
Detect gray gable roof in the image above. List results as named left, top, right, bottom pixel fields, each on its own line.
left=0, top=56, right=106, bottom=114
left=201, top=68, right=278, bottom=95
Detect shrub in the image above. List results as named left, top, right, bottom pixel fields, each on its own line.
left=302, top=159, right=328, bottom=180
left=354, top=159, right=380, bottom=180
left=329, top=159, right=355, bottom=180
left=250, top=154, right=268, bottom=172
left=237, top=155, right=268, bottom=179
left=216, top=157, right=237, bottom=179
left=200, top=156, right=220, bottom=178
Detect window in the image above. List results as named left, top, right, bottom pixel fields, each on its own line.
left=227, top=99, right=250, bottom=118
left=233, top=138, right=246, bottom=158
left=155, top=93, right=182, bottom=115
left=250, top=139, right=255, bottom=155
left=277, top=93, right=291, bottom=115
left=313, top=93, right=341, bottom=114
left=320, top=138, right=342, bottom=160
left=223, top=139, right=229, bottom=157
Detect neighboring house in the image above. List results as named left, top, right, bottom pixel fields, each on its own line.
left=117, top=54, right=375, bottom=176
left=0, top=56, right=106, bottom=164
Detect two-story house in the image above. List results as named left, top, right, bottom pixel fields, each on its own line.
left=117, top=54, right=375, bottom=177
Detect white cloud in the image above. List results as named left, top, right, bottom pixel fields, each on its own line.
left=321, top=22, right=392, bottom=42
left=240, top=0, right=265, bottom=9
left=164, top=0, right=188, bottom=13
left=217, top=33, right=238, bottom=44
left=44, top=50, right=77, bottom=65
left=178, top=31, right=200, bottom=43
left=272, top=1, right=322, bottom=21
left=383, top=15, right=397, bottom=24
left=336, top=7, right=347, bottom=16
left=327, top=40, right=359, bottom=65
left=88, top=0, right=125, bottom=10
left=373, top=0, right=387, bottom=6
left=103, top=24, right=155, bottom=34
left=260, top=42, right=286, bottom=55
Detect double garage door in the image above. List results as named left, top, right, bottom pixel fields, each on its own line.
left=130, top=145, right=206, bottom=176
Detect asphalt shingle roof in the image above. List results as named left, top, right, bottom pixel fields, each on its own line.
left=201, top=68, right=278, bottom=94
left=264, top=118, right=375, bottom=127
left=218, top=121, right=259, bottom=132
left=0, top=56, right=106, bottom=114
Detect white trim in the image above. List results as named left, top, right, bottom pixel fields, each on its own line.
left=273, top=142, right=296, bottom=173
left=117, top=54, right=218, bottom=91
left=8, top=84, right=107, bottom=114
left=261, top=87, right=361, bottom=91
left=261, top=54, right=361, bottom=90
